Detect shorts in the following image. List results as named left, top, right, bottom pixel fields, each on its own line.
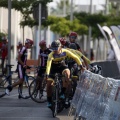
left=37, top=67, right=46, bottom=77
left=49, top=63, right=68, bottom=79
left=18, top=64, right=26, bottom=79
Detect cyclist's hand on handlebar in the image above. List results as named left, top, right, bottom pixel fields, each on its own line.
left=79, top=65, right=86, bottom=73
left=23, top=65, right=28, bottom=69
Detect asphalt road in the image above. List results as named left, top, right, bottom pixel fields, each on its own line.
left=0, top=88, right=74, bottom=120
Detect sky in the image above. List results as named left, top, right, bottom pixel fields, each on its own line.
left=48, top=0, right=106, bottom=7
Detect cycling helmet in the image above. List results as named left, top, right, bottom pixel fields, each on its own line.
left=17, top=41, right=22, bottom=46
left=69, top=43, right=77, bottom=50
left=25, top=38, right=34, bottom=45
left=39, top=40, right=46, bottom=47
left=69, top=32, right=77, bottom=38
left=59, top=37, right=66, bottom=46
left=51, top=40, right=61, bottom=50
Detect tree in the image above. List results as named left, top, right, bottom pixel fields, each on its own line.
left=0, top=0, right=52, bottom=42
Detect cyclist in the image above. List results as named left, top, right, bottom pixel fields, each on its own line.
left=5, top=38, right=34, bottom=95
left=36, top=40, right=52, bottom=91
left=69, top=32, right=82, bottom=52
left=45, top=40, right=85, bottom=107
left=59, top=38, right=90, bottom=69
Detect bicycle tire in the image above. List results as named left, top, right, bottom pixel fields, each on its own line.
left=0, top=75, right=9, bottom=98
left=29, top=79, right=47, bottom=103
left=18, top=76, right=35, bottom=99
left=52, top=87, right=58, bottom=117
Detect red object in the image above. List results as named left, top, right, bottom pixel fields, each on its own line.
left=25, top=38, right=34, bottom=45
left=1, top=43, right=8, bottom=59
left=0, top=42, right=2, bottom=48
left=39, top=40, right=46, bottom=46
left=69, top=32, right=77, bottom=37
left=59, top=37, right=66, bottom=45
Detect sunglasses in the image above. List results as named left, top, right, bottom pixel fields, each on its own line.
left=52, top=47, right=60, bottom=51
left=70, top=36, right=76, bottom=39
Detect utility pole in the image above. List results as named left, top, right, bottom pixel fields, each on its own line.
left=70, top=0, right=73, bottom=21
left=8, top=0, right=11, bottom=66
left=63, top=0, right=66, bottom=16
left=105, top=0, right=109, bottom=15
left=88, top=0, right=93, bottom=59
left=36, top=3, right=41, bottom=59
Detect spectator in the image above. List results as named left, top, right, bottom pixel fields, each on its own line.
left=90, top=49, right=94, bottom=61
left=1, top=36, right=8, bottom=75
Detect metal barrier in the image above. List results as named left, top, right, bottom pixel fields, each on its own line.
left=69, top=70, right=120, bottom=120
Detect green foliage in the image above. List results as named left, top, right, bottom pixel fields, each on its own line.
left=48, top=16, right=88, bottom=36
left=0, top=32, right=7, bottom=41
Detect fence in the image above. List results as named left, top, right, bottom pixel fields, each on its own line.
left=69, top=70, right=120, bottom=120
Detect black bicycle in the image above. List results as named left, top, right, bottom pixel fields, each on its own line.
left=50, top=73, right=65, bottom=117
left=0, top=64, right=35, bottom=99
left=29, top=73, right=47, bottom=103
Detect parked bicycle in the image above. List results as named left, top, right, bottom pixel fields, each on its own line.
left=0, top=64, right=35, bottom=99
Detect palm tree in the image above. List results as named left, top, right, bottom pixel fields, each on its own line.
left=50, top=0, right=74, bottom=17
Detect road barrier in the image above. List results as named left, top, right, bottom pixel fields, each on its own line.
left=69, top=70, right=120, bottom=120
left=91, top=60, right=120, bottom=79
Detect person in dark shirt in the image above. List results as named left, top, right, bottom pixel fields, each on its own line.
left=69, top=32, right=82, bottom=52
left=36, top=40, right=52, bottom=91
left=5, top=38, right=34, bottom=95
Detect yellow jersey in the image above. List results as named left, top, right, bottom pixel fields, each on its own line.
left=66, top=48, right=91, bottom=64
left=46, top=48, right=82, bottom=75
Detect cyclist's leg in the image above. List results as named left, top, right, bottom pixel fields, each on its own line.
left=36, top=67, right=46, bottom=90
left=62, top=69, right=70, bottom=95
left=6, top=64, right=24, bottom=95
left=60, top=65, right=70, bottom=99
left=12, top=64, right=25, bottom=88
left=46, top=77, right=53, bottom=107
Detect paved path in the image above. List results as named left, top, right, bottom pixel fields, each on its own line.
left=0, top=88, right=74, bottom=120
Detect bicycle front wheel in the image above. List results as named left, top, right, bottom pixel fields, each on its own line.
left=18, top=76, right=35, bottom=99
left=29, top=80, right=47, bottom=103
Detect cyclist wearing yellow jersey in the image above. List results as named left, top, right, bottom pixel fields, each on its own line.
left=68, top=43, right=90, bottom=69
left=45, top=40, right=85, bottom=107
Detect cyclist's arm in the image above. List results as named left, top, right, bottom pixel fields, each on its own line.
left=65, top=49, right=82, bottom=66
left=76, top=50, right=90, bottom=69
left=46, top=53, right=53, bottom=75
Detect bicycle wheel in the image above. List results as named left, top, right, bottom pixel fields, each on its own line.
left=18, top=76, right=35, bottom=99
left=52, top=87, right=59, bottom=117
left=29, top=79, right=47, bottom=103
left=0, top=76, right=8, bottom=98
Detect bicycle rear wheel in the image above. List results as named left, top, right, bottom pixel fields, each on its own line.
left=18, top=76, right=35, bottom=99
left=0, top=76, right=9, bottom=98
left=29, top=79, right=47, bottom=103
